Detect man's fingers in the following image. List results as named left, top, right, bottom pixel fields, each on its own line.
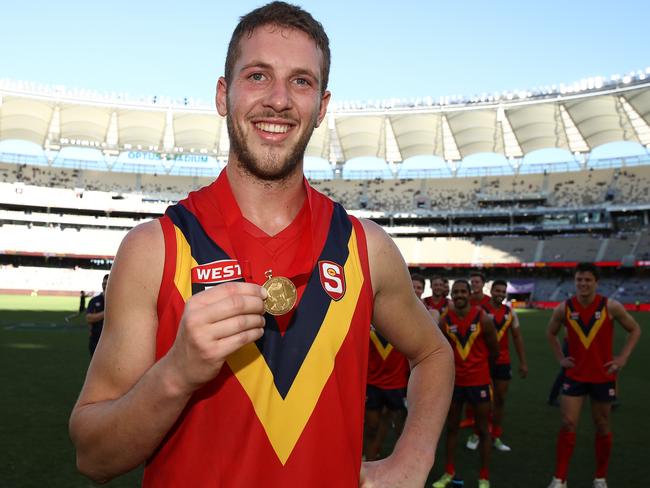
left=192, top=281, right=267, bottom=305
left=209, top=314, right=266, bottom=340
left=187, top=294, right=266, bottom=326
left=211, top=327, right=265, bottom=357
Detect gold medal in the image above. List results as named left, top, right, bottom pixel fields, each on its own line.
left=262, top=270, right=297, bottom=316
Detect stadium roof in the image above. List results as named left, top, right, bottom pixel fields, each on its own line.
left=1, top=74, right=649, bottom=164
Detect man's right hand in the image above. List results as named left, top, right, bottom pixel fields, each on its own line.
left=559, top=356, right=576, bottom=368
left=167, top=282, right=267, bottom=394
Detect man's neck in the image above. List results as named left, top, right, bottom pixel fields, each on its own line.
left=576, top=293, right=597, bottom=307
left=226, top=163, right=306, bottom=236
left=454, top=304, right=470, bottom=317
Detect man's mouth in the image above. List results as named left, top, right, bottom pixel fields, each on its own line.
left=254, top=122, right=291, bottom=133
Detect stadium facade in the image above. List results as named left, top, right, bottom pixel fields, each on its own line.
left=1, top=72, right=649, bottom=309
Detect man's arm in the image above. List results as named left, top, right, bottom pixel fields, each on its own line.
left=69, top=221, right=267, bottom=483
left=359, top=220, right=454, bottom=488
left=605, top=299, right=641, bottom=374
left=510, top=311, right=528, bottom=378
left=480, top=311, right=499, bottom=366
left=546, top=304, right=575, bottom=368
left=85, top=303, right=104, bottom=325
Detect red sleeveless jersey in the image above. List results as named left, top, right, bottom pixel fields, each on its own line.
left=423, top=296, right=450, bottom=313
left=143, top=172, right=374, bottom=487
left=441, top=306, right=491, bottom=386
left=470, top=294, right=491, bottom=307
left=367, top=329, right=409, bottom=389
left=564, top=295, right=615, bottom=383
left=482, top=301, right=514, bottom=365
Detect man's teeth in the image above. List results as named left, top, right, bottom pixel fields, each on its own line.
left=255, top=122, right=289, bottom=133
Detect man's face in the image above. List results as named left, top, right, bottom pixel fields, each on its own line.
left=574, top=271, right=598, bottom=298
left=490, top=284, right=507, bottom=304
left=470, top=275, right=485, bottom=294
left=451, top=283, right=470, bottom=309
left=431, top=278, right=445, bottom=298
left=217, top=25, right=330, bottom=182
left=102, top=276, right=108, bottom=293
left=443, top=281, right=450, bottom=297
left=412, top=279, right=425, bottom=299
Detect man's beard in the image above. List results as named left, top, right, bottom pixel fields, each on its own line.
left=227, top=108, right=317, bottom=182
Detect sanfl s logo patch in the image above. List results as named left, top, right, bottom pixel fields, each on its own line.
left=319, top=260, right=346, bottom=300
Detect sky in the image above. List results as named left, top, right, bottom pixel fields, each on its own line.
left=1, top=0, right=648, bottom=106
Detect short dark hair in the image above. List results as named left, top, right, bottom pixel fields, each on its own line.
left=411, top=273, right=426, bottom=286
left=575, top=262, right=600, bottom=281
left=491, top=279, right=508, bottom=290
left=225, top=1, right=331, bottom=93
left=469, top=271, right=486, bottom=283
left=430, top=275, right=445, bottom=284
left=452, top=279, right=471, bottom=292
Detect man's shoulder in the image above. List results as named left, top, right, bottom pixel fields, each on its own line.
left=87, top=293, right=104, bottom=309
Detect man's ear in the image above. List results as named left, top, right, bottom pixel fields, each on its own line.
left=216, top=77, right=228, bottom=116
left=315, top=90, right=331, bottom=128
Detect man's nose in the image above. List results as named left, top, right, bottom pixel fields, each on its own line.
left=263, top=80, right=292, bottom=112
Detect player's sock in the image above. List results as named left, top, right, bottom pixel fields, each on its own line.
left=479, top=466, right=489, bottom=480
left=595, top=432, right=612, bottom=478
left=445, top=462, right=455, bottom=475
left=492, top=425, right=503, bottom=439
left=554, top=428, right=576, bottom=480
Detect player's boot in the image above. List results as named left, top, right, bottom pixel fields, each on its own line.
left=547, top=477, right=567, bottom=488
left=493, top=437, right=511, bottom=451
left=465, top=433, right=479, bottom=450
left=593, top=479, right=608, bottom=488
left=478, top=479, right=490, bottom=488
left=432, top=472, right=453, bottom=488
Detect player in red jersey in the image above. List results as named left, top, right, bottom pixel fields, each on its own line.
left=423, top=275, right=451, bottom=316
left=69, top=3, right=454, bottom=486
left=433, top=280, right=499, bottom=488
left=363, top=327, right=409, bottom=461
left=482, top=279, right=528, bottom=452
left=469, top=271, right=491, bottom=307
left=464, top=271, right=491, bottom=444
left=411, top=273, right=426, bottom=301
left=546, top=263, right=641, bottom=488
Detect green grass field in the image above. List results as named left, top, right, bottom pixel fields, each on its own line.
left=1, top=295, right=647, bottom=487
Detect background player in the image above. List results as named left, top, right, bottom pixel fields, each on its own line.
left=424, top=275, right=450, bottom=316
left=483, top=279, right=528, bottom=452
left=434, top=280, right=499, bottom=488
left=470, top=271, right=491, bottom=307
left=464, top=271, right=491, bottom=435
left=85, top=274, right=108, bottom=357
left=546, top=263, right=641, bottom=488
left=363, top=326, right=409, bottom=461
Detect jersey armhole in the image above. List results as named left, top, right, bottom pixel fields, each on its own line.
left=350, top=216, right=374, bottom=308
left=157, top=215, right=177, bottom=320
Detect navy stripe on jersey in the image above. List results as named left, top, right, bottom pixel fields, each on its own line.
left=258, top=203, right=352, bottom=398
left=566, top=296, right=606, bottom=336
left=167, top=201, right=352, bottom=399
left=444, top=309, right=482, bottom=348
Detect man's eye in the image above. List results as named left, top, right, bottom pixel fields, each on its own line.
left=249, top=73, right=265, bottom=81
left=294, top=78, right=310, bottom=86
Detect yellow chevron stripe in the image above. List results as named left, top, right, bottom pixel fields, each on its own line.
left=369, top=330, right=394, bottom=360
left=173, top=225, right=197, bottom=301
left=496, top=314, right=512, bottom=342
left=566, top=305, right=608, bottom=349
left=447, top=322, right=482, bottom=361
left=226, top=228, right=363, bottom=465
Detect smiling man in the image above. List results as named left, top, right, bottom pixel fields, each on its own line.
left=546, top=262, right=641, bottom=488
left=69, top=2, right=453, bottom=487
left=434, top=280, right=498, bottom=488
